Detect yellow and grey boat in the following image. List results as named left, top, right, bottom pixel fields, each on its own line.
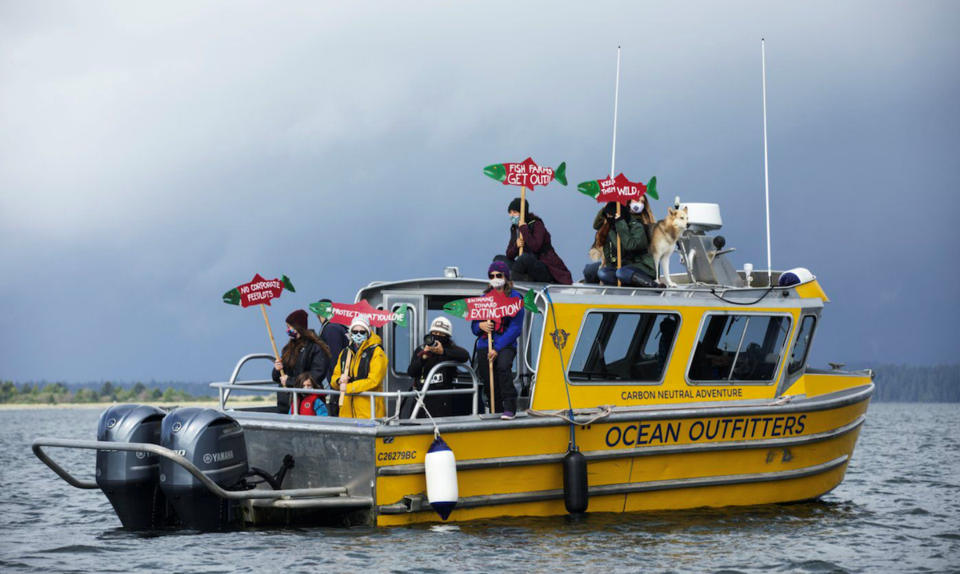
left=33, top=204, right=873, bottom=529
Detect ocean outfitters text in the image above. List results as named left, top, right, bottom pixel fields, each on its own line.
left=604, top=415, right=807, bottom=448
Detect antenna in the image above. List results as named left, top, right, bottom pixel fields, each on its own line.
left=761, top=38, right=772, bottom=285
left=611, top=46, right=621, bottom=177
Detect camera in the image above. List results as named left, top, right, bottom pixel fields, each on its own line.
left=423, top=334, right=436, bottom=347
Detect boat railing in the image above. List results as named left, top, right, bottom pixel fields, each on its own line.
left=212, top=355, right=481, bottom=421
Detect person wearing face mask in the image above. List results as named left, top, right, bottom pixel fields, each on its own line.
left=331, top=315, right=387, bottom=419
left=587, top=199, right=658, bottom=287
left=271, top=309, right=332, bottom=414
left=585, top=198, right=658, bottom=285
left=497, top=198, right=573, bottom=285
left=406, top=317, right=470, bottom=418
left=472, top=261, right=525, bottom=420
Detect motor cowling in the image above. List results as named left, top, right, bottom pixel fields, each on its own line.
left=96, top=404, right=172, bottom=529
left=159, top=408, right=249, bottom=531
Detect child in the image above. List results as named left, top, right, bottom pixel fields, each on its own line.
left=290, top=372, right=328, bottom=416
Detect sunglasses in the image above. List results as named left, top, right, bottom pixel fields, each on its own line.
left=351, top=330, right=367, bottom=335
left=488, top=273, right=504, bottom=279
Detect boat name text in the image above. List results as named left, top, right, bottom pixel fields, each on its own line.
left=604, top=415, right=807, bottom=448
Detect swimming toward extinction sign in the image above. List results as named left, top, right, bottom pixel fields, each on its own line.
left=577, top=174, right=659, bottom=204
left=483, top=158, right=568, bottom=190
left=222, top=274, right=295, bottom=308
left=442, top=289, right=539, bottom=324
left=309, top=299, right=409, bottom=328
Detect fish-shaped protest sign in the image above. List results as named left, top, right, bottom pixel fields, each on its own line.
left=577, top=173, right=658, bottom=205
left=223, top=274, right=295, bottom=308
left=483, top=158, right=568, bottom=190
left=442, top=289, right=539, bottom=325
left=309, top=299, right=409, bottom=328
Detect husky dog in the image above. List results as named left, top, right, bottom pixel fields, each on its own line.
left=649, top=206, right=689, bottom=287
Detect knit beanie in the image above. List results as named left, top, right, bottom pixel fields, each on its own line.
left=349, top=315, right=371, bottom=333
left=488, top=261, right=511, bottom=280
left=508, top=197, right=529, bottom=214
left=286, top=309, right=308, bottom=331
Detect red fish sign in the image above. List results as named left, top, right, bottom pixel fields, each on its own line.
left=483, top=158, right=568, bottom=190
left=442, top=289, right=537, bottom=325
left=222, top=274, right=295, bottom=308
left=577, top=173, right=659, bottom=205
left=309, top=299, right=409, bottom=328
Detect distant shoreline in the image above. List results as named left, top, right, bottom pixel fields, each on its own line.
left=0, top=399, right=247, bottom=411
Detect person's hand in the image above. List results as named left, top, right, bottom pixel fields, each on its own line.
left=280, top=374, right=289, bottom=387
left=479, top=320, right=494, bottom=333
left=516, top=235, right=525, bottom=248
left=429, top=341, right=444, bottom=354
left=338, top=373, right=350, bottom=388
left=274, top=359, right=283, bottom=371
left=488, top=348, right=499, bottom=361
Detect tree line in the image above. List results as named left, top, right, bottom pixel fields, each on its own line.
left=869, top=363, right=959, bottom=402
left=0, top=381, right=208, bottom=405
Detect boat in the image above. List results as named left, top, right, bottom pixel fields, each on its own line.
left=32, top=202, right=874, bottom=529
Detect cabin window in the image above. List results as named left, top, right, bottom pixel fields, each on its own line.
left=390, top=305, right=414, bottom=377
left=688, top=314, right=791, bottom=383
left=788, top=316, right=817, bottom=376
left=568, top=311, right=680, bottom=383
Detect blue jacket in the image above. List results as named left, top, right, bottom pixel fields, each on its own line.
left=472, top=289, right=525, bottom=352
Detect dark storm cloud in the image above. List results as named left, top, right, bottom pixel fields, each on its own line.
left=0, top=0, right=957, bottom=382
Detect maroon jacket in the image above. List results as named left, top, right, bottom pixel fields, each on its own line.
left=505, top=216, right=573, bottom=284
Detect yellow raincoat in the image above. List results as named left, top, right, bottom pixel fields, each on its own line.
left=331, top=333, right=387, bottom=419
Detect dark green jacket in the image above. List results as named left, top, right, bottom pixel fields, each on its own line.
left=602, top=215, right=656, bottom=277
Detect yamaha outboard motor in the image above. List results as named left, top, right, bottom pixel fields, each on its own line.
left=96, top=404, right=172, bottom=529
left=159, top=408, right=248, bottom=531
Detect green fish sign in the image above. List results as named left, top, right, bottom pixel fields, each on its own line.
left=483, top=158, right=567, bottom=189
left=223, top=274, right=295, bottom=307
left=577, top=174, right=658, bottom=205
left=443, top=289, right=539, bottom=323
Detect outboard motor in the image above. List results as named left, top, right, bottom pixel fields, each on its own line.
left=159, top=407, right=249, bottom=531
left=96, top=404, right=172, bottom=529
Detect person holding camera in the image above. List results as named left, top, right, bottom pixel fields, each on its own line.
left=406, top=317, right=470, bottom=418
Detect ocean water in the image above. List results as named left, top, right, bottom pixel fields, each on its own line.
left=0, top=403, right=957, bottom=573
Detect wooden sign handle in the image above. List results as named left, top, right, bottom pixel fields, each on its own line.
left=487, top=330, right=495, bottom=413
left=261, top=304, right=292, bottom=414
left=519, top=186, right=526, bottom=256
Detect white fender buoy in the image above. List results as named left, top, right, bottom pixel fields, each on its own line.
left=425, top=435, right=458, bottom=520
left=778, top=267, right=815, bottom=287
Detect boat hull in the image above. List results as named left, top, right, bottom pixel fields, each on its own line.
left=232, top=384, right=872, bottom=527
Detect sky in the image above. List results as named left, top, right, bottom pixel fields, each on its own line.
left=1, top=0, right=958, bottom=383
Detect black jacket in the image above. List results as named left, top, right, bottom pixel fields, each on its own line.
left=317, top=321, right=349, bottom=384
left=272, top=341, right=329, bottom=414
left=406, top=342, right=470, bottom=389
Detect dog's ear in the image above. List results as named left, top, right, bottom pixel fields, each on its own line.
left=682, top=206, right=689, bottom=213
left=668, top=207, right=677, bottom=216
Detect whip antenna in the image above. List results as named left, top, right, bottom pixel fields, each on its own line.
left=761, top=38, right=772, bottom=285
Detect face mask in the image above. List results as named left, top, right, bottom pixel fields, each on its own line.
left=490, top=277, right=506, bottom=289
left=286, top=328, right=298, bottom=338
left=509, top=215, right=520, bottom=226
left=630, top=202, right=644, bottom=214
left=351, top=332, right=368, bottom=345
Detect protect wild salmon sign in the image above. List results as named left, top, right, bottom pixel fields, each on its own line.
left=309, top=299, right=408, bottom=328
left=222, top=274, right=295, bottom=308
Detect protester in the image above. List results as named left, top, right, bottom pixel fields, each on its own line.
left=472, top=261, right=525, bottom=419
left=585, top=198, right=657, bottom=285
left=289, top=373, right=329, bottom=416
left=590, top=200, right=658, bottom=287
left=498, top=198, right=573, bottom=285
left=314, top=298, right=349, bottom=416
left=272, top=310, right=331, bottom=414
left=407, top=317, right=470, bottom=418
left=331, top=316, right=387, bottom=419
